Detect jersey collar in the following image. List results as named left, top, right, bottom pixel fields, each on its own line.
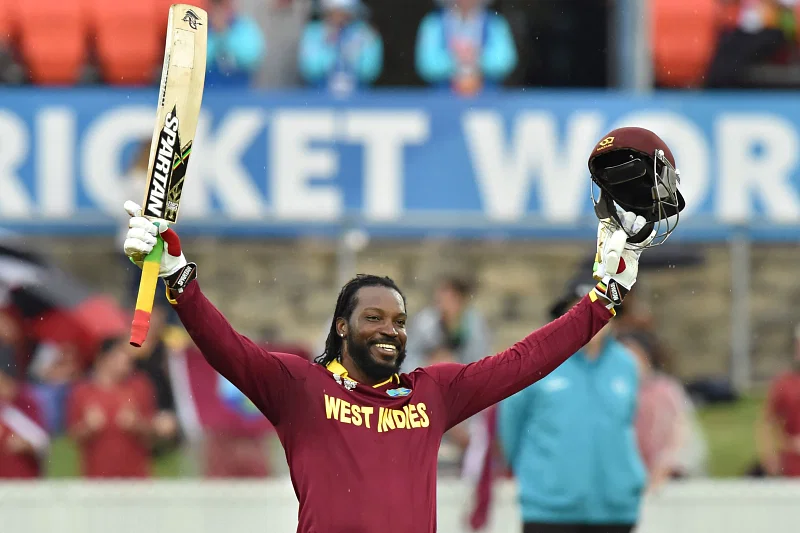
left=326, top=360, right=399, bottom=388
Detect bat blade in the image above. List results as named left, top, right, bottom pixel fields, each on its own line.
left=142, top=3, right=207, bottom=225
left=130, top=3, right=207, bottom=348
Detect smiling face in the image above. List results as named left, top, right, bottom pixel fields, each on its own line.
left=337, top=286, right=408, bottom=383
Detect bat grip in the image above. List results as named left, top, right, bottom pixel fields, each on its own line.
left=130, top=235, right=164, bottom=347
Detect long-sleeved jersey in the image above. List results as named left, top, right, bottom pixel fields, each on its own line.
left=170, top=280, right=613, bottom=533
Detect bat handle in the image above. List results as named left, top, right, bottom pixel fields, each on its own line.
left=129, top=234, right=164, bottom=347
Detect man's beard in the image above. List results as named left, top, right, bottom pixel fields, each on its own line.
left=346, top=330, right=406, bottom=382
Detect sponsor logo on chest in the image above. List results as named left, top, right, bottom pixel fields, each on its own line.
left=324, top=394, right=430, bottom=433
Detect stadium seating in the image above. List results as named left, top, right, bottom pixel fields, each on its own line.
left=17, top=0, right=88, bottom=85
left=651, top=0, right=719, bottom=88
left=84, top=0, right=163, bottom=86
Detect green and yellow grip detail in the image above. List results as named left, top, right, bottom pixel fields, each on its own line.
left=129, top=233, right=164, bottom=347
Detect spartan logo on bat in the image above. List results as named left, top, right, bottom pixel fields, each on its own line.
left=183, top=9, right=202, bottom=30
left=144, top=106, right=192, bottom=224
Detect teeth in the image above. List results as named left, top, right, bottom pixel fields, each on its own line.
left=374, top=344, right=397, bottom=352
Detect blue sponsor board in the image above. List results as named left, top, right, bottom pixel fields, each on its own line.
left=0, top=88, right=798, bottom=241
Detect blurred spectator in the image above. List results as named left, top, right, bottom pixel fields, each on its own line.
left=405, top=274, right=491, bottom=474
left=67, top=337, right=156, bottom=478
left=415, top=0, right=517, bottom=96
left=757, top=323, right=800, bottom=477
left=206, top=0, right=267, bottom=88
left=405, top=274, right=490, bottom=370
left=298, top=0, right=383, bottom=96
left=706, top=0, right=798, bottom=88
left=609, top=289, right=655, bottom=338
left=0, top=308, right=26, bottom=379
left=619, top=330, right=708, bottom=492
left=0, top=347, right=49, bottom=479
left=206, top=375, right=272, bottom=477
left=498, top=277, right=645, bottom=533
left=132, top=306, right=181, bottom=456
left=27, top=341, right=81, bottom=435
left=464, top=405, right=510, bottom=532
left=245, top=0, right=312, bottom=89
left=167, top=342, right=281, bottom=478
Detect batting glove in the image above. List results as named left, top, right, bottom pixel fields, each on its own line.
left=592, top=207, right=654, bottom=307
left=123, top=201, right=188, bottom=278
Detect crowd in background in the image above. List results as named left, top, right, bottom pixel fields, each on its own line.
left=0, top=0, right=521, bottom=96
left=3, top=0, right=800, bottom=93
left=0, top=250, right=710, bottom=482
left=4, top=2, right=800, bottom=531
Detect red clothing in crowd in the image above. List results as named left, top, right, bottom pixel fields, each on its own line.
left=0, top=387, right=48, bottom=479
left=169, top=345, right=276, bottom=478
left=766, top=371, right=800, bottom=476
left=67, top=372, right=156, bottom=478
left=635, top=374, right=686, bottom=474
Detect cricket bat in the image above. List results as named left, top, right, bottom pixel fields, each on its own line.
left=130, top=4, right=207, bottom=347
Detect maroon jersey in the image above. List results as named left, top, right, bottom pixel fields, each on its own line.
left=170, top=281, right=613, bottom=533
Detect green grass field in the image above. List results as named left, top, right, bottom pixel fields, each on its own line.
left=45, top=438, right=185, bottom=478
left=696, top=394, right=764, bottom=477
left=44, top=395, right=767, bottom=479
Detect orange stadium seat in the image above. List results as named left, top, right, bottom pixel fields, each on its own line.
left=17, top=0, right=88, bottom=85
left=651, top=0, right=719, bottom=88
left=85, top=0, right=162, bottom=85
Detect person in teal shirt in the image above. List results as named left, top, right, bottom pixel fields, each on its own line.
left=415, top=0, right=517, bottom=96
left=498, top=276, right=647, bottom=533
left=205, top=0, right=267, bottom=88
left=298, top=0, right=383, bottom=96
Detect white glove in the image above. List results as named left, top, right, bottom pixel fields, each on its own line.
left=123, top=201, right=187, bottom=278
left=592, top=207, right=654, bottom=306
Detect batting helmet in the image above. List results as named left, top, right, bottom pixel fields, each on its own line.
left=588, top=127, right=685, bottom=247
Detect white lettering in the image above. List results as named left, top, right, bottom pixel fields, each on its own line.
left=81, top=107, right=153, bottom=216
left=176, top=110, right=212, bottom=218
left=716, top=114, right=800, bottom=222
left=164, top=112, right=179, bottom=132
left=465, top=111, right=603, bottom=222
left=37, top=108, right=75, bottom=217
left=345, top=111, right=429, bottom=221
left=0, top=111, right=32, bottom=217
left=610, top=112, right=709, bottom=218
left=191, top=109, right=266, bottom=219
left=271, top=110, right=341, bottom=221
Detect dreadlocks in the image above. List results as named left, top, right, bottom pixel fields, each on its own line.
left=314, top=274, right=406, bottom=367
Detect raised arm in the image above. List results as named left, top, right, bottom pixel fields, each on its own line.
left=424, top=210, right=655, bottom=429
left=426, top=293, right=613, bottom=429
left=167, top=280, right=309, bottom=425
left=121, top=201, right=309, bottom=426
